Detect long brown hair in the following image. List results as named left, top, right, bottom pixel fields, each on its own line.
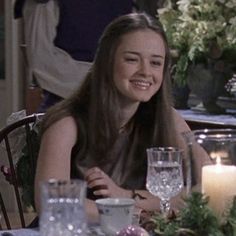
left=41, top=13, right=178, bottom=165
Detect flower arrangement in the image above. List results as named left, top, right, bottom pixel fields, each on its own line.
left=142, top=192, right=236, bottom=236
left=158, top=0, right=236, bottom=85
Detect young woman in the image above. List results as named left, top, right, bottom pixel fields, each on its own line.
left=34, top=13, right=208, bottom=221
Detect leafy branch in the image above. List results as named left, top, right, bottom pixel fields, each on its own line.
left=148, top=192, right=236, bottom=236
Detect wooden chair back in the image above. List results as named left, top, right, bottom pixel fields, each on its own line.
left=0, top=113, right=43, bottom=229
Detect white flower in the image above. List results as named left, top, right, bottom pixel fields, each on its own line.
left=158, top=0, right=236, bottom=84
left=229, top=16, right=236, bottom=25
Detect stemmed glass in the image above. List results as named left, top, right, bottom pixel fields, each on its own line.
left=146, top=147, right=184, bottom=216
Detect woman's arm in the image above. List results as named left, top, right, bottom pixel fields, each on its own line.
left=34, top=116, right=77, bottom=212
left=84, top=110, right=209, bottom=214
left=172, top=108, right=211, bottom=184
left=34, top=116, right=100, bottom=221
left=84, top=167, right=185, bottom=212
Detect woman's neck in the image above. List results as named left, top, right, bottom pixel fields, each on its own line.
left=119, top=100, right=139, bottom=129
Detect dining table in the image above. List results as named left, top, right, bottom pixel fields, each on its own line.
left=0, top=224, right=105, bottom=236
left=178, top=108, right=236, bottom=129
left=0, top=228, right=39, bottom=236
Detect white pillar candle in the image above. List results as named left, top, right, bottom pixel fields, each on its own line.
left=202, top=159, right=236, bottom=219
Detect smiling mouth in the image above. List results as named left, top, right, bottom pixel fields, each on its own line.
left=130, top=80, right=152, bottom=90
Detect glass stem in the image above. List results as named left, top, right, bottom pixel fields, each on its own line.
left=160, top=199, right=170, bottom=216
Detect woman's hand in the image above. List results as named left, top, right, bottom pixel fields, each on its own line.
left=84, top=167, right=130, bottom=198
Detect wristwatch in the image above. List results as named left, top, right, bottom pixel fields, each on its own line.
left=131, top=189, right=146, bottom=200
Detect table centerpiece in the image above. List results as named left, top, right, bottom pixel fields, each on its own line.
left=142, top=192, right=236, bottom=236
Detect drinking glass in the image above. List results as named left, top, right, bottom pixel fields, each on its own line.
left=40, top=179, right=87, bottom=236
left=146, top=147, right=184, bottom=215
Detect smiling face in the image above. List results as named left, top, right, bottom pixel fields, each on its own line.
left=113, top=29, right=166, bottom=105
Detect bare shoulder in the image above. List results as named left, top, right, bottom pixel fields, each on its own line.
left=46, top=116, right=77, bottom=132
left=172, top=108, right=191, bottom=133
left=42, top=116, right=78, bottom=147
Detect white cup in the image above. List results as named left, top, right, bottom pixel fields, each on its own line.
left=95, top=198, right=135, bottom=235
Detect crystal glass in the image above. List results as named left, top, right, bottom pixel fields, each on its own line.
left=40, top=179, right=87, bottom=236
left=146, top=147, right=184, bottom=215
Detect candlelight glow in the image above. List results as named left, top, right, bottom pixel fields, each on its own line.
left=210, top=151, right=229, bottom=164
left=202, top=162, right=236, bottom=219
left=216, top=156, right=221, bottom=165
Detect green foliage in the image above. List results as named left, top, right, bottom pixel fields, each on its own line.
left=173, top=54, right=189, bottom=85
left=222, top=198, right=236, bottom=236
left=180, top=192, right=223, bottom=236
left=151, top=192, right=236, bottom=236
left=152, top=214, right=180, bottom=236
left=158, top=0, right=236, bottom=84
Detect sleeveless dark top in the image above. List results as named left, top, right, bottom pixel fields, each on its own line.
left=71, top=129, right=147, bottom=198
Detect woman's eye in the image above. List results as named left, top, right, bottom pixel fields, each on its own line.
left=125, top=57, right=138, bottom=63
left=151, top=60, right=162, bottom=67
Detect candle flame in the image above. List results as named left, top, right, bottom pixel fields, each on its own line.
left=216, top=156, right=221, bottom=165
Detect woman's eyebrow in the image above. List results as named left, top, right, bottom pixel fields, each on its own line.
left=152, top=55, right=165, bottom=59
left=123, top=50, right=164, bottom=59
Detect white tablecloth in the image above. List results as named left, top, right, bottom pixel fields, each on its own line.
left=0, top=225, right=105, bottom=236
left=178, top=109, right=236, bottom=126
left=0, top=228, right=39, bottom=236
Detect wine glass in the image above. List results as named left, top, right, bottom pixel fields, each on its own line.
left=146, top=147, right=184, bottom=216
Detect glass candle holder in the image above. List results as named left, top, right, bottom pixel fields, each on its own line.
left=183, top=129, right=236, bottom=220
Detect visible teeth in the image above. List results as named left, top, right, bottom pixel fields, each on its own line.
left=132, top=81, right=150, bottom=86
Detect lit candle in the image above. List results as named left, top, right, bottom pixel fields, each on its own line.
left=202, top=157, right=236, bottom=219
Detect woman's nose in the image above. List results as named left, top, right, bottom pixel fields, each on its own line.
left=139, top=60, right=151, bottom=76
